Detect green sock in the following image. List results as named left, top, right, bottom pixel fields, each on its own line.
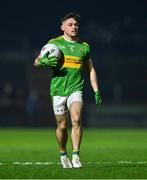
left=60, top=151, right=67, bottom=156
left=72, top=150, right=79, bottom=156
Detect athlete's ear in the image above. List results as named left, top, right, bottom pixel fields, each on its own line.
left=61, top=24, right=64, bottom=31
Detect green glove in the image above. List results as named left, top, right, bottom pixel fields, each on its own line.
left=38, top=54, right=58, bottom=67
left=44, top=56, right=58, bottom=67
left=95, top=90, right=102, bottom=108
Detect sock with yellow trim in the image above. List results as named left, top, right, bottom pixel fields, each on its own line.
left=60, top=151, right=67, bottom=156
left=72, top=150, right=80, bottom=156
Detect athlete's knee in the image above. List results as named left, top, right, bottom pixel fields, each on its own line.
left=71, top=117, right=81, bottom=129
left=57, top=123, right=67, bottom=132
left=56, top=114, right=68, bottom=131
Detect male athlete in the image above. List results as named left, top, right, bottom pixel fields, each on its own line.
left=34, top=12, right=102, bottom=168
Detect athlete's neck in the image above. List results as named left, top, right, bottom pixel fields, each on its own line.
left=63, top=35, right=77, bottom=42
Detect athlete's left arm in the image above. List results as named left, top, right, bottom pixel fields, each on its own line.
left=84, top=58, right=100, bottom=92
left=84, top=58, right=102, bottom=107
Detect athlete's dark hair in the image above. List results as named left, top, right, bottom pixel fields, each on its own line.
left=61, top=12, right=80, bottom=23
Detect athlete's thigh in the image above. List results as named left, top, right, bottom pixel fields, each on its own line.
left=52, top=95, right=68, bottom=126
left=67, top=92, right=83, bottom=121
left=69, top=101, right=83, bottom=121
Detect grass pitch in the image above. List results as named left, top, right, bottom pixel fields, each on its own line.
left=0, top=128, right=147, bottom=179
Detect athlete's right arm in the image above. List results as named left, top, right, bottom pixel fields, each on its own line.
left=34, top=54, right=42, bottom=67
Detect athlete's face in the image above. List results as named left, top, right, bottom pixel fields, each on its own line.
left=61, top=18, right=78, bottom=38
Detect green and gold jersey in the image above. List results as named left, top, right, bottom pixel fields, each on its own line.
left=48, top=35, right=90, bottom=96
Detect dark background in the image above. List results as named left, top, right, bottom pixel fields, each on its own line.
left=0, top=0, right=147, bottom=127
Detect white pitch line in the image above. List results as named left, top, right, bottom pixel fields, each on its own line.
left=0, top=161, right=147, bottom=166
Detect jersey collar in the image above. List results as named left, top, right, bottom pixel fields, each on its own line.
left=63, top=35, right=77, bottom=43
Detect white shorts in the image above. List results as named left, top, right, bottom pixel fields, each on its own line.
left=52, top=91, right=83, bottom=115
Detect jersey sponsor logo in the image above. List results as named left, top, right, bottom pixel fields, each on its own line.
left=63, top=56, right=82, bottom=68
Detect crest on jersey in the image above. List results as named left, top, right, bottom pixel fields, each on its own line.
left=68, top=45, right=75, bottom=52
